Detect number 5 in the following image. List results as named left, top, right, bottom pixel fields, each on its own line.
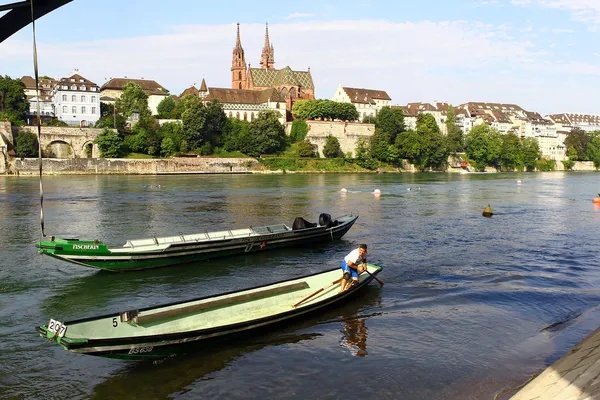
left=112, top=318, right=118, bottom=327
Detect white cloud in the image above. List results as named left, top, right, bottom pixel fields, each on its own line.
left=284, top=12, right=315, bottom=20
left=1, top=19, right=598, bottom=113
left=511, top=0, right=600, bottom=26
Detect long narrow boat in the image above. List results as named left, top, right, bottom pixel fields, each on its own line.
left=36, top=213, right=358, bottom=272
left=37, top=264, right=383, bottom=360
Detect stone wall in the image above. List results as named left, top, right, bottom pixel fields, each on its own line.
left=305, top=121, right=375, bottom=157
left=18, top=126, right=102, bottom=158
left=12, top=157, right=262, bottom=175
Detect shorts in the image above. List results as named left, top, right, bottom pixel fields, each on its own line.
left=341, top=260, right=359, bottom=279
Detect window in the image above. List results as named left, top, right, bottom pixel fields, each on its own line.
left=80, top=79, right=84, bottom=82
left=238, top=71, right=242, bottom=80
left=82, top=106, right=86, bottom=114
left=92, top=107, right=96, bottom=115
left=81, top=95, right=86, bottom=102
left=91, top=87, right=96, bottom=91
left=238, top=82, right=242, bottom=89
left=236, top=112, right=240, bottom=119
left=62, top=85, right=67, bottom=89
left=71, top=85, right=76, bottom=90
left=91, top=96, right=96, bottom=103
left=70, top=78, right=75, bottom=82
left=62, top=94, right=67, bottom=101
left=72, top=106, right=77, bottom=113
left=251, top=112, right=255, bottom=121
left=229, top=112, right=233, bottom=118
left=72, top=95, right=76, bottom=102
left=62, top=106, right=67, bottom=113
left=244, top=112, right=248, bottom=121
left=80, top=86, right=85, bottom=91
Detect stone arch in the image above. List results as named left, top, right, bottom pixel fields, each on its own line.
left=290, top=87, right=297, bottom=98
left=238, top=82, right=242, bottom=89
left=229, top=111, right=233, bottom=118
left=250, top=112, right=255, bottom=121
left=80, top=120, right=87, bottom=128
left=243, top=112, right=248, bottom=121
left=281, top=87, right=288, bottom=98
left=236, top=112, right=240, bottom=119
left=82, top=141, right=94, bottom=158
left=46, top=140, right=73, bottom=159
left=238, top=71, right=242, bottom=80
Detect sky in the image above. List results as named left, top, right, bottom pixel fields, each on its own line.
left=1, top=0, right=600, bottom=115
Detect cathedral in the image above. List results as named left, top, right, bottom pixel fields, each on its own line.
left=231, top=23, right=315, bottom=114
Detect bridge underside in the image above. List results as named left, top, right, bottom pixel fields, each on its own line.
left=0, top=0, right=72, bottom=43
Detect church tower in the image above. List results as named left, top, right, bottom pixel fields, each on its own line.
left=260, top=23, right=275, bottom=70
left=231, top=23, right=247, bottom=89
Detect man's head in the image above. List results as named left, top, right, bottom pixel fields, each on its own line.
left=359, top=243, right=367, bottom=255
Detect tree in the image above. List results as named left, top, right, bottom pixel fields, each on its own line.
left=160, top=137, right=177, bottom=157
left=291, top=99, right=358, bottom=121
left=564, top=127, right=590, bottom=161
left=115, top=82, right=150, bottom=118
left=375, top=106, right=405, bottom=142
left=464, top=124, right=503, bottom=171
left=100, top=102, right=113, bottom=118
left=239, top=110, right=286, bottom=157
left=323, top=135, right=342, bottom=158
left=15, top=131, right=38, bottom=157
left=202, top=100, right=228, bottom=148
left=0, top=75, right=28, bottom=124
left=159, top=122, right=184, bottom=152
left=181, top=95, right=205, bottom=150
left=521, top=137, right=540, bottom=171
left=396, top=113, right=448, bottom=170
left=44, top=118, right=69, bottom=127
left=290, top=119, right=308, bottom=143
left=221, top=118, right=249, bottom=152
left=445, top=105, right=464, bottom=153
left=585, top=133, right=600, bottom=168
left=156, top=96, right=177, bottom=119
left=353, top=137, right=378, bottom=169
left=95, top=128, right=123, bottom=158
left=296, top=139, right=316, bottom=157
left=499, top=133, right=522, bottom=170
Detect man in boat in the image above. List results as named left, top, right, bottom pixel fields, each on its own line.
left=340, top=244, right=368, bottom=292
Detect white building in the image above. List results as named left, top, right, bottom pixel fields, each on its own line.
left=100, top=77, right=169, bottom=116
left=52, top=70, right=100, bottom=127
left=21, top=76, right=57, bottom=122
left=200, top=87, right=287, bottom=124
left=546, top=113, right=600, bottom=133
left=332, top=85, right=391, bottom=121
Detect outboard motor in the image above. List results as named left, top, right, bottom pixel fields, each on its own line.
left=318, top=213, right=333, bottom=228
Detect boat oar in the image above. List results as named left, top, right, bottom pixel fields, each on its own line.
left=362, top=267, right=384, bottom=287
left=293, top=278, right=343, bottom=308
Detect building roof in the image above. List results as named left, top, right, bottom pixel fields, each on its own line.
left=203, top=87, right=285, bottom=104
left=100, top=78, right=168, bottom=96
left=343, top=87, right=391, bottom=104
left=21, top=75, right=57, bottom=90
left=248, top=66, right=314, bottom=89
left=391, top=105, right=417, bottom=117
left=180, top=86, right=199, bottom=97
left=56, top=73, right=99, bottom=91
left=547, top=113, right=600, bottom=125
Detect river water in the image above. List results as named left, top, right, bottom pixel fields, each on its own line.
left=1, top=172, right=599, bottom=399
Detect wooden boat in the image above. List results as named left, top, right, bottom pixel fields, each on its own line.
left=36, top=264, right=383, bottom=360
left=36, top=213, right=358, bottom=272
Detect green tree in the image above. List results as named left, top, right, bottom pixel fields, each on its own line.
left=396, top=113, right=448, bottom=170
left=464, top=124, right=503, bottom=171
left=0, top=75, right=28, bottom=124
left=362, top=115, right=377, bottom=124
left=499, top=133, right=523, bottom=170
left=95, top=128, right=123, bottom=158
left=238, top=110, right=286, bottom=157
left=375, top=106, right=405, bottom=141
left=354, top=137, right=378, bottom=169
left=180, top=95, right=205, bottom=150
left=290, top=119, right=309, bottom=143
left=586, top=133, right=600, bottom=168
left=115, top=82, right=150, bottom=118
left=221, top=118, right=250, bottom=151
left=44, top=118, right=69, bottom=127
left=564, top=127, right=590, bottom=161
left=100, top=102, right=113, bottom=118
left=445, top=105, right=464, bottom=153
left=15, top=131, right=38, bottom=157
left=291, top=99, right=358, bottom=121
left=122, top=129, right=148, bottom=154
left=520, top=137, right=540, bottom=171
left=202, top=100, right=228, bottom=148
left=160, top=137, right=177, bottom=157
left=296, top=139, right=316, bottom=157
left=323, top=135, right=342, bottom=158
left=159, top=122, right=184, bottom=152
left=156, top=96, right=177, bottom=119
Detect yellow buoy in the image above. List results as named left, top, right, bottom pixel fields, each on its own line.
left=482, top=205, right=493, bottom=218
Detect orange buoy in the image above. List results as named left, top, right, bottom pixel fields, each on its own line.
left=593, top=197, right=600, bottom=204
left=482, top=205, right=493, bottom=218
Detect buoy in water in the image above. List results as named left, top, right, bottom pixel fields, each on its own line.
left=341, top=188, right=347, bottom=193
left=373, top=189, right=381, bottom=196
left=482, top=205, right=493, bottom=218
left=517, top=180, right=522, bottom=184
left=593, top=197, right=600, bottom=204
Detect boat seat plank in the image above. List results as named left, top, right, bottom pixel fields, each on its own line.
left=136, top=281, right=310, bottom=325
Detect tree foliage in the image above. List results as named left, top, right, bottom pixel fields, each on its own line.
left=396, top=113, right=448, bottom=170
left=290, top=119, right=309, bottom=143
left=15, top=131, right=38, bottom=157
left=221, top=118, right=250, bottom=152
left=564, top=128, right=590, bottom=161
left=238, top=110, right=286, bottom=157
left=585, top=132, right=600, bottom=168
left=464, top=124, right=503, bottom=171
left=520, top=137, right=540, bottom=171
left=115, top=82, right=150, bottom=118
left=296, top=139, right=316, bottom=158
left=0, top=75, right=28, bottom=124
left=292, top=99, right=358, bottom=121
left=323, top=135, right=342, bottom=158
left=445, top=105, right=464, bottom=153
left=156, top=96, right=178, bottom=119
left=499, top=133, right=522, bottom=170
left=94, top=128, right=123, bottom=158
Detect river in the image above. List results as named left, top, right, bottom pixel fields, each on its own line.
left=1, top=172, right=599, bottom=399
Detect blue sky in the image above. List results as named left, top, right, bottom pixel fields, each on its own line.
left=2, top=0, right=600, bottom=114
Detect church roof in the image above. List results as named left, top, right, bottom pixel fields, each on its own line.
left=249, top=67, right=314, bottom=89
left=204, top=87, right=285, bottom=104
left=180, top=86, right=199, bottom=97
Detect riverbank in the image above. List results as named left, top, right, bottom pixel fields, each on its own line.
left=2, top=157, right=597, bottom=175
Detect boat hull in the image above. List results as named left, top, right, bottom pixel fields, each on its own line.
left=37, top=265, right=382, bottom=360
left=37, top=214, right=358, bottom=272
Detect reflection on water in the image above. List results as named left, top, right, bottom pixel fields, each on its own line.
left=340, top=316, right=369, bottom=357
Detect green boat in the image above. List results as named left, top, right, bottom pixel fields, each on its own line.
left=37, top=264, right=383, bottom=360
left=36, top=213, right=358, bottom=272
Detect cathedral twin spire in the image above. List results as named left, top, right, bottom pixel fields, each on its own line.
left=260, top=23, right=275, bottom=70
left=231, top=23, right=276, bottom=89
